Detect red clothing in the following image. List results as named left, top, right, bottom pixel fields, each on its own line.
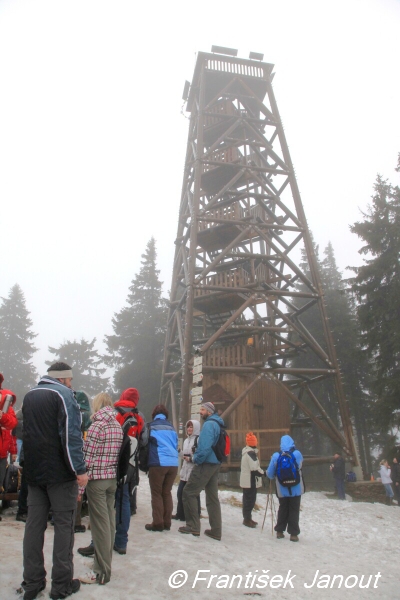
left=114, top=402, right=144, bottom=438
left=0, top=390, right=18, bottom=459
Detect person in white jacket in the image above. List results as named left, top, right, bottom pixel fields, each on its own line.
left=240, top=432, right=265, bottom=528
left=379, top=459, right=394, bottom=505
left=173, top=420, right=201, bottom=521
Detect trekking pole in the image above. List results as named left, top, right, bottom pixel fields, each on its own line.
left=269, top=479, right=274, bottom=535
left=261, top=479, right=270, bottom=532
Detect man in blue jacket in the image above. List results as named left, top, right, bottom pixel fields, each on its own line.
left=266, top=435, right=304, bottom=542
left=179, top=402, right=224, bottom=541
left=21, top=362, right=88, bottom=600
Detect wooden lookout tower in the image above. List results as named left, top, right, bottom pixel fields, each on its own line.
left=160, top=46, right=360, bottom=473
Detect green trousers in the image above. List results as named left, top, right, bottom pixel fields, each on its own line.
left=86, top=478, right=117, bottom=583
left=183, top=463, right=221, bottom=537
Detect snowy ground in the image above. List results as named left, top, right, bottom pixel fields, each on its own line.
left=1, top=479, right=399, bottom=600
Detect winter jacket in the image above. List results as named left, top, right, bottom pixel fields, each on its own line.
left=332, top=456, right=346, bottom=480
left=75, top=391, right=92, bottom=434
left=379, top=465, right=392, bottom=484
left=179, top=420, right=201, bottom=481
left=148, top=414, right=178, bottom=468
left=391, top=462, right=400, bottom=485
left=83, top=406, right=123, bottom=481
left=240, top=446, right=264, bottom=489
left=22, top=376, right=86, bottom=485
left=267, top=435, right=304, bottom=498
left=0, top=390, right=18, bottom=459
left=192, top=414, right=224, bottom=465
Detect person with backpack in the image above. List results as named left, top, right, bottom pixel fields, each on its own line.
left=179, top=402, right=225, bottom=541
left=79, top=393, right=123, bottom=586
left=240, top=432, right=265, bottom=528
left=330, top=452, right=346, bottom=500
left=113, top=387, right=144, bottom=552
left=266, top=434, right=304, bottom=542
left=173, top=419, right=201, bottom=521
left=145, top=404, right=178, bottom=532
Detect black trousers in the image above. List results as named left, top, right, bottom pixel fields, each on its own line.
left=242, top=487, right=257, bottom=520
left=176, top=480, right=200, bottom=521
left=18, top=470, right=29, bottom=515
left=23, top=481, right=78, bottom=597
left=275, top=495, right=301, bottom=536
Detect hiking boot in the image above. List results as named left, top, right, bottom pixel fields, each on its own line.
left=16, top=513, right=27, bottom=523
left=77, top=544, right=94, bottom=557
left=145, top=523, right=164, bottom=532
left=243, top=519, right=256, bottom=528
left=163, top=525, right=171, bottom=531
left=23, top=582, right=46, bottom=600
left=178, top=525, right=200, bottom=536
left=113, top=544, right=126, bottom=555
left=276, top=532, right=285, bottom=539
left=204, top=529, right=221, bottom=541
left=250, top=519, right=258, bottom=526
left=290, top=534, right=299, bottom=542
left=74, top=524, right=86, bottom=533
left=49, top=578, right=80, bottom=599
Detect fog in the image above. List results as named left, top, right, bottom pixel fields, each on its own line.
left=1, top=0, right=399, bottom=375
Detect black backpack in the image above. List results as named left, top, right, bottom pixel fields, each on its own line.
left=3, top=464, right=19, bottom=494
left=116, top=417, right=140, bottom=524
left=137, top=424, right=150, bottom=473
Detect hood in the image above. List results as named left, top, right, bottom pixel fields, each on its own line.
left=0, top=389, right=17, bottom=410
left=75, top=391, right=90, bottom=412
left=280, top=435, right=296, bottom=452
left=92, top=405, right=119, bottom=425
left=242, top=446, right=259, bottom=456
left=117, top=388, right=139, bottom=408
left=186, top=419, right=201, bottom=436
left=207, top=414, right=224, bottom=426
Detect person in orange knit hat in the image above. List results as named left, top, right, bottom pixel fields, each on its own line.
left=240, top=432, right=265, bottom=528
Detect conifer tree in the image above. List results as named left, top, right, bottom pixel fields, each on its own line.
left=291, top=242, right=373, bottom=471
left=104, top=238, right=168, bottom=417
left=0, top=284, right=38, bottom=403
left=47, top=338, right=108, bottom=398
left=350, top=155, right=400, bottom=434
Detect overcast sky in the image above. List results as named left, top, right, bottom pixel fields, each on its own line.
left=1, top=0, right=399, bottom=376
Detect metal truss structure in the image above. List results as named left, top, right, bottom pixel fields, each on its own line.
left=160, top=48, right=359, bottom=466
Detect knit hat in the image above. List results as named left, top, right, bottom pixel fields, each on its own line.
left=119, top=388, right=140, bottom=407
left=246, top=432, right=258, bottom=447
left=0, top=373, right=4, bottom=388
left=201, top=402, right=215, bottom=414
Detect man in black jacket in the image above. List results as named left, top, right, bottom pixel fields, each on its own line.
left=330, top=452, right=346, bottom=500
left=21, top=363, right=88, bottom=600
left=391, top=457, right=400, bottom=504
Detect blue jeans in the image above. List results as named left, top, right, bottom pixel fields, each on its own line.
left=335, top=478, right=346, bottom=500
left=383, top=483, right=394, bottom=498
left=114, top=483, right=131, bottom=549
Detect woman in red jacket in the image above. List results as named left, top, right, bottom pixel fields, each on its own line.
left=0, top=383, right=18, bottom=491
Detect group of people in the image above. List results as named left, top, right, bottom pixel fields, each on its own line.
left=1, top=361, right=327, bottom=600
